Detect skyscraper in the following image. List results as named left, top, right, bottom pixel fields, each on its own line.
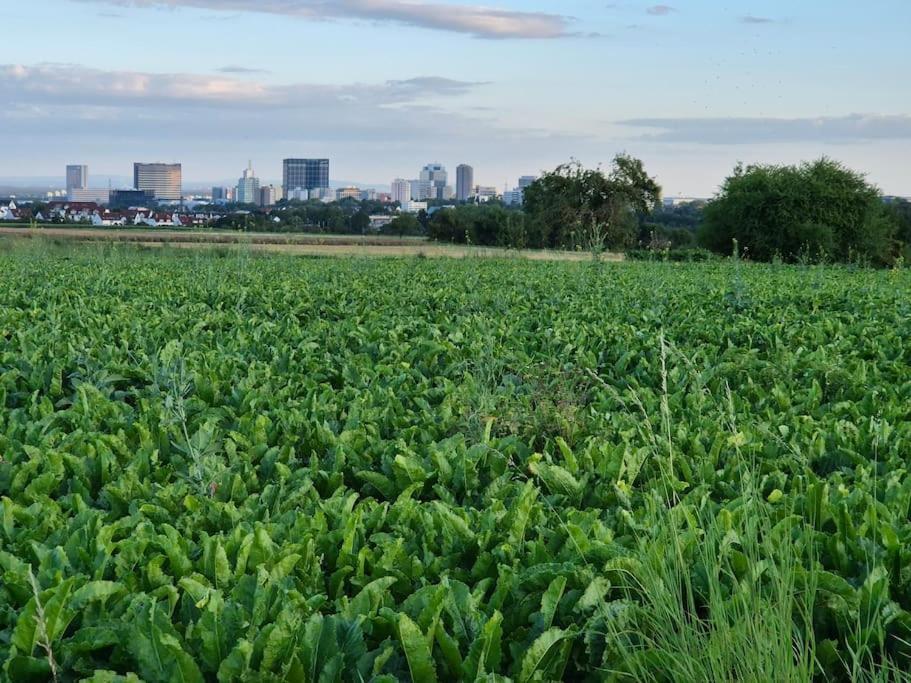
left=391, top=179, right=411, bottom=204
left=420, top=163, right=448, bottom=200
left=283, top=159, right=330, bottom=195
left=259, top=185, right=280, bottom=207
left=456, top=164, right=474, bottom=202
left=133, top=163, right=182, bottom=201
left=236, top=161, right=260, bottom=204
left=66, top=165, right=88, bottom=194
left=518, top=175, right=537, bottom=189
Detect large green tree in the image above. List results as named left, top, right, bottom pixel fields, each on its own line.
left=523, top=155, right=661, bottom=251
left=700, top=158, right=900, bottom=265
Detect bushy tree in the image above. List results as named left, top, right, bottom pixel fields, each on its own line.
left=382, top=213, right=421, bottom=237
left=887, top=199, right=911, bottom=261
left=523, top=155, right=661, bottom=251
left=427, top=205, right=515, bottom=246
left=700, top=158, right=900, bottom=265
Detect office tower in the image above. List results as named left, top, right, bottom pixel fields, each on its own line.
left=236, top=161, right=260, bottom=204
left=456, top=164, right=474, bottom=201
left=133, top=162, right=182, bottom=201
left=391, top=179, right=411, bottom=204
left=66, top=165, right=88, bottom=195
left=420, top=163, right=448, bottom=200
left=518, top=175, right=537, bottom=189
left=258, top=184, right=280, bottom=207
left=211, top=186, right=229, bottom=203
left=283, top=158, right=330, bottom=194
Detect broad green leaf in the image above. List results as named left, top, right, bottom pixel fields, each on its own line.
left=399, top=613, right=438, bottom=683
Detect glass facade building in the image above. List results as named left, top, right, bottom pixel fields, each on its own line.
left=283, top=159, right=330, bottom=194
left=133, top=163, right=182, bottom=201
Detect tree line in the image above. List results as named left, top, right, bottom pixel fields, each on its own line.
left=426, top=156, right=911, bottom=266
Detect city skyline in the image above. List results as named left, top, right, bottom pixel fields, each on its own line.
left=1, top=0, right=909, bottom=195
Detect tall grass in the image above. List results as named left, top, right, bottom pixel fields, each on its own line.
left=586, top=336, right=910, bottom=682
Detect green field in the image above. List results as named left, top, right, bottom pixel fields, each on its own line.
left=2, top=245, right=911, bottom=681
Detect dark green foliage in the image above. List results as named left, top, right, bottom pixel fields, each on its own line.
left=381, top=213, right=422, bottom=237
left=700, top=158, right=901, bottom=265
left=626, top=246, right=716, bottom=262
left=426, top=205, right=517, bottom=247
left=523, top=156, right=661, bottom=251
left=886, top=199, right=911, bottom=261
left=1, top=248, right=910, bottom=681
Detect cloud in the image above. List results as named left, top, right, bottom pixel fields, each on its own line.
left=740, top=15, right=777, bottom=24
left=0, top=63, right=485, bottom=109
left=617, top=115, right=911, bottom=144
left=0, top=62, right=532, bottom=156
left=646, top=5, right=675, bottom=16
left=216, top=65, right=270, bottom=74
left=70, top=0, right=575, bottom=39
left=386, top=77, right=488, bottom=96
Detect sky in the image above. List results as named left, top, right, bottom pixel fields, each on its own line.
left=1, top=0, right=910, bottom=196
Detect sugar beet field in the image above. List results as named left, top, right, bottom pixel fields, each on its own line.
left=1, top=246, right=911, bottom=682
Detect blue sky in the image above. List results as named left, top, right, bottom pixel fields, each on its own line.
left=1, top=0, right=909, bottom=195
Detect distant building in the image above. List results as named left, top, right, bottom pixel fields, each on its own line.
left=401, top=200, right=427, bottom=214
left=456, top=164, right=474, bottom=201
left=360, top=188, right=378, bottom=201
left=68, top=188, right=111, bottom=205
left=110, top=189, right=155, bottom=209
left=211, top=186, right=230, bottom=203
left=391, top=179, right=411, bottom=204
left=336, top=186, right=362, bottom=202
left=662, top=196, right=705, bottom=208
left=283, top=158, right=329, bottom=195
left=369, top=215, right=394, bottom=230
left=518, top=175, right=537, bottom=190
left=410, top=179, right=432, bottom=201
left=258, top=184, right=280, bottom=207
left=66, top=165, right=88, bottom=194
left=503, top=189, right=524, bottom=206
left=287, top=188, right=310, bottom=202
left=308, top=187, right=336, bottom=202
left=235, top=161, right=260, bottom=205
left=420, top=163, right=448, bottom=200
left=475, top=185, right=498, bottom=202
left=134, top=163, right=182, bottom=201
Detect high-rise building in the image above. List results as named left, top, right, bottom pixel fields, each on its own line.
left=211, top=186, right=229, bottom=203
left=391, top=178, right=411, bottom=204
left=456, top=164, right=474, bottom=201
left=420, top=163, right=448, bottom=200
left=259, top=184, right=280, bottom=207
left=283, top=158, right=329, bottom=194
left=410, top=179, right=432, bottom=201
left=518, top=175, right=537, bottom=190
left=66, top=165, right=88, bottom=194
left=133, top=163, right=182, bottom=201
left=236, top=161, right=260, bottom=204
